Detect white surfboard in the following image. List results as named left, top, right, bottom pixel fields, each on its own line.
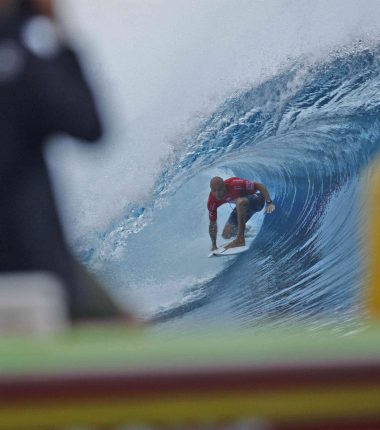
left=208, top=226, right=255, bottom=257
left=209, top=245, right=249, bottom=257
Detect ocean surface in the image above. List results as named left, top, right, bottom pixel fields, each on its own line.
left=75, top=45, right=380, bottom=330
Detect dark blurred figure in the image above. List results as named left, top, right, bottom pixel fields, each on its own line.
left=0, top=0, right=131, bottom=322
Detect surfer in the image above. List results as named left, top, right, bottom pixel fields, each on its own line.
left=208, top=177, right=275, bottom=251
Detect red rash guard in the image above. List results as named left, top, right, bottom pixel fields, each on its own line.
left=207, top=177, right=258, bottom=222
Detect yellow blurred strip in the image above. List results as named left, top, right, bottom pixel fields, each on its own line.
left=368, top=160, right=380, bottom=317
left=1, top=386, right=380, bottom=429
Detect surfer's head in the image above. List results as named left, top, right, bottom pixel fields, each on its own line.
left=210, top=176, right=225, bottom=200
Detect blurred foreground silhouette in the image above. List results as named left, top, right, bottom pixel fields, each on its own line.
left=0, top=0, right=133, bottom=326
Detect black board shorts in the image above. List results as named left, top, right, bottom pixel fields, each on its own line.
left=225, top=193, right=265, bottom=227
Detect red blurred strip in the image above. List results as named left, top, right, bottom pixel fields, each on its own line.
left=1, top=361, right=380, bottom=403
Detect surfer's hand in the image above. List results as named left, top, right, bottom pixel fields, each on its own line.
left=265, top=203, right=275, bottom=214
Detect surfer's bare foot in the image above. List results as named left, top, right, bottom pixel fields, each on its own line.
left=225, top=237, right=245, bottom=249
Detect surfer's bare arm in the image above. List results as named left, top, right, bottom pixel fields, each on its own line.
left=209, top=221, right=218, bottom=250
left=255, top=182, right=276, bottom=214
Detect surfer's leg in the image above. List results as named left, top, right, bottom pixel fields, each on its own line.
left=223, top=193, right=265, bottom=242
left=224, top=193, right=265, bottom=249
left=222, top=224, right=237, bottom=239
left=251, top=193, right=265, bottom=212
left=244, top=193, right=265, bottom=222
left=235, top=197, right=249, bottom=240
left=222, top=208, right=238, bottom=239
left=224, top=198, right=249, bottom=249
